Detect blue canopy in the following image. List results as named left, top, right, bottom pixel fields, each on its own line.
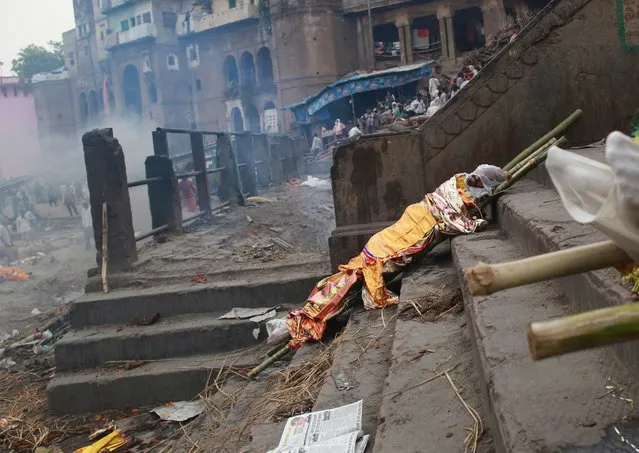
left=283, top=62, right=435, bottom=123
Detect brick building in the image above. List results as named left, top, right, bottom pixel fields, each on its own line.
left=32, top=0, right=547, bottom=144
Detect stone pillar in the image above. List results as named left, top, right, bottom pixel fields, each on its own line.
left=83, top=128, right=138, bottom=269
left=405, top=25, right=414, bottom=64
left=145, top=155, right=183, bottom=235
left=152, top=129, right=169, bottom=157
left=437, top=9, right=456, bottom=61
left=190, top=132, right=212, bottom=214
left=482, top=0, right=508, bottom=44
left=396, top=17, right=412, bottom=66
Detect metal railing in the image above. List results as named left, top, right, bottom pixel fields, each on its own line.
left=124, top=127, right=305, bottom=242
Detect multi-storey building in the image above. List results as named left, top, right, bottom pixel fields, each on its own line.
left=32, top=0, right=547, bottom=148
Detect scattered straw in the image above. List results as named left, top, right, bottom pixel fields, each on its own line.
left=444, top=371, right=483, bottom=453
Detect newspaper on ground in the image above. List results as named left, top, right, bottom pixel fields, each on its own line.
left=267, top=432, right=358, bottom=453
left=268, top=400, right=366, bottom=453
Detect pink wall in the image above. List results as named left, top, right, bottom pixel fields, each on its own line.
left=0, top=78, right=41, bottom=178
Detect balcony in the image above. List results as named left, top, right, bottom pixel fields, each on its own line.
left=105, top=23, right=157, bottom=50
left=342, top=0, right=412, bottom=14
left=177, top=2, right=259, bottom=36
left=101, top=0, right=142, bottom=13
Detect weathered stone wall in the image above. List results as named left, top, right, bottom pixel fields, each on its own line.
left=329, top=0, right=639, bottom=267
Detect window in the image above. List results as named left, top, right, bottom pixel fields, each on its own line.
left=69, top=52, right=75, bottom=66
left=166, top=54, right=179, bottom=70
left=100, top=31, right=105, bottom=41
left=130, top=17, right=136, bottom=28
left=188, top=45, right=198, bottom=62
left=229, top=0, right=237, bottom=7
left=196, top=79, right=202, bottom=91
left=143, top=12, right=152, bottom=23
left=162, top=12, right=177, bottom=29
left=136, top=15, right=142, bottom=25
left=121, top=20, right=130, bottom=31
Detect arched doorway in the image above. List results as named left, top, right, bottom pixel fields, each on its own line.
left=122, top=64, right=142, bottom=115
left=245, top=104, right=260, bottom=133
left=223, top=56, right=239, bottom=97
left=88, top=90, right=100, bottom=119
left=256, top=47, right=274, bottom=89
left=231, top=107, right=244, bottom=132
left=239, top=52, right=256, bottom=88
left=79, top=93, right=89, bottom=123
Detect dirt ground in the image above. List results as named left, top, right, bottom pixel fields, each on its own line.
left=115, top=178, right=335, bottom=289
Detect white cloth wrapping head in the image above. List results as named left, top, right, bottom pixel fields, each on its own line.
left=465, top=164, right=507, bottom=200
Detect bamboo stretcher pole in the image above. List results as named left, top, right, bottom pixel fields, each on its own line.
left=503, top=109, right=582, bottom=172
left=247, top=345, right=292, bottom=379
left=508, top=137, right=565, bottom=176
left=101, top=202, right=109, bottom=295
left=528, top=303, right=639, bottom=360
left=465, top=240, right=632, bottom=296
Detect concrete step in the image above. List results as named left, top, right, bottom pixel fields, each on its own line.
left=48, top=346, right=268, bottom=414
left=496, top=179, right=638, bottom=368
left=70, top=271, right=324, bottom=328
left=452, top=229, right=639, bottom=452
left=373, top=243, right=494, bottom=453
left=56, top=309, right=289, bottom=371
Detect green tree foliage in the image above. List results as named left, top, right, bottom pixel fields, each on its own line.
left=11, top=41, right=64, bottom=82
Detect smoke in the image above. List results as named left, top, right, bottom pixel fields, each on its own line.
left=35, top=113, right=162, bottom=234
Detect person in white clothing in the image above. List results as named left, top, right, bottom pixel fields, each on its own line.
left=428, top=77, right=440, bottom=99
left=80, top=202, right=93, bottom=250
left=348, top=126, right=363, bottom=138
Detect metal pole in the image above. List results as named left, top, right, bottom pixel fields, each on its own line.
left=367, top=0, right=374, bottom=70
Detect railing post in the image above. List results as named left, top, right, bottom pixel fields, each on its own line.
left=235, top=134, right=257, bottom=197
left=145, top=155, right=183, bottom=235
left=280, top=136, right=294, bottom=180
left=268, top=135, right=284, bottom=185
left=152, top=128, right=169, bottom=157
left=252, top=135, right=270, bottom=187
left=190, top=132, right=211, bottom=215
left=83, top=128, right=138, bottom=268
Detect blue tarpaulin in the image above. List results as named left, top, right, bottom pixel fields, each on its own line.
left=283, top=62, right=435, bottom=123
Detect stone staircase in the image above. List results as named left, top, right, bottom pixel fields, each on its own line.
left=248, top=171, right=639, bottom=452
left=47, top=271, right=325, bottom=414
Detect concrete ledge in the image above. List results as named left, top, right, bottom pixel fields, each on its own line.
left=496, top=179, right=639, bottom=369
left=452, top=230, right=639, bottom=452
left=47, top=349, right=263, bottom=414
left=56, top=311, right=280, bottom=371
left=71, top=272, right=325, bottom=328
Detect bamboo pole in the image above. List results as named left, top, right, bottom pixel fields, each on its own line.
left=101, top=202, right=109, bottom=295
left=508, top=137, right=564, bottom=176
left=503, top=109, right=582, bottom=172
left=494, top=140, right=557, bottom=196
left=528, top=303, right=639, bottom=360
left=465, top=240, right=632, bottom=296
left=248, top=345, right=292, bottom=379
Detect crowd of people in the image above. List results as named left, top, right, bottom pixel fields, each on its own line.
left=0, top=179, right=95, bottom=265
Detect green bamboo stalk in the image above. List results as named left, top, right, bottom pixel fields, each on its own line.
left=528, top=303, right=639, bottom=360
left=266, top=341, right=288, bottom=357
left=507, top=137, right=560, bottom=175
left=503, top=109, right=583, bottom=172
left=248, top=345, right=292, bottom=379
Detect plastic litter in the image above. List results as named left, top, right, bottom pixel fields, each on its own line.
left=266, top=318, right=290, bottom=345
left=73, top=429, right=127, bottom=453
left=151, top=400, right=204, bottom=422
left=219, top=307, right=279, bottom=322
left=31, top=308, right=42, bottom=316
left=301, top=176, right=331, bottom=190
left=547, top=131, right=639, bottom=261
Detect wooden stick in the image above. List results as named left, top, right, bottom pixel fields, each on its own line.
left=528, top=303, right=639, bottom=360
left=465, top=240, right=632, bottom=296
left=101, top=202, right=109, bottom=294
left=503, top=109, right=582, bottom=171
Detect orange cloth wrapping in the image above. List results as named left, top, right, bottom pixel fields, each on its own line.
left=0, top=267, right=29, bottom=281
left=287, top=171, right=496, bottom=347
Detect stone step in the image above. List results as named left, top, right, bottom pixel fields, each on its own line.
left=373, top=242, right=494, bottom=453
left=56, top=309, right=289, bottom=371
left=495, top=179, right=638, bottom=368
left=452, top=229, right=639, bottom=452
left=70, top=271, right=324, bottom=329
left=48, top=346, right=268, bottom=415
